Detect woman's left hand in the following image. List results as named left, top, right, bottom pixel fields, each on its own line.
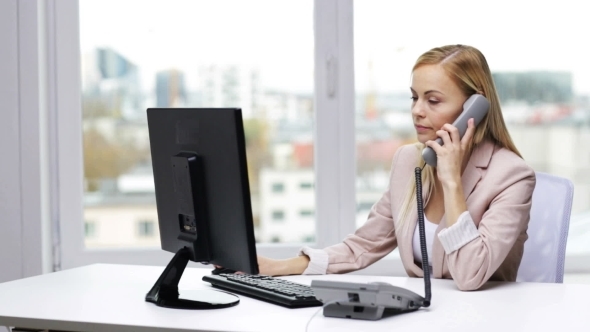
left=425, top=118, right=475, bottom=187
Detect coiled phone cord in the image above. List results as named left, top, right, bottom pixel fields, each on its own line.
left=415, top=166, right=431, bottom=307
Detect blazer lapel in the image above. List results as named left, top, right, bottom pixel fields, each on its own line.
left=431, top=140, right=495, bottom=277
left=461, top=140, right=495, bottom=200
left=460, top=158, right=482, bottom=201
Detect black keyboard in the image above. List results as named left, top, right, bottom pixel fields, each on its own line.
left=202, top=273, right=323, bottom=308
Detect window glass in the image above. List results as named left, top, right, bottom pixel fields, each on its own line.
left=299, top=209, right=314, bottom=217
left=299, top=182, right=313, bottom=189
left=272, top=183, right=285, bottom=193
left=354, top=0, right=590, bottom=257
left=272, top=211, right=286, bottom=221
left=80, top=0, right=314, bottom=247
left=137, top=220, right=155, bottom=238
left=84, top=221, right=96, bottom=238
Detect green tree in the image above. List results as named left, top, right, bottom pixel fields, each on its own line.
left=83, top=127, right=143, bottom=192
left=82, top=99, right=146, bottom=192
left=82, top=97, right=121, bottom=119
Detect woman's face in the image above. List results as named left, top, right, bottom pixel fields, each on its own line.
left=411, top=64, right=468, bottom=144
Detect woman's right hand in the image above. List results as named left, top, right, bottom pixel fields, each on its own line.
left=257, top=255, right=310, bottom=276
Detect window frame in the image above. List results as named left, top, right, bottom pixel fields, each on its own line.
left=0, top=0, right=55, bottom=282
left=11, top=0, right=587, bottom=276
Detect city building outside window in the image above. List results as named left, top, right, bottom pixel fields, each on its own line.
left=137, top=220, right=155, bottom=238
left=85, top=221, right=96, bottom=238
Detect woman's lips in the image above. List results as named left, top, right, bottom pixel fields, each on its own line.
left=414, top=125, right=431, bottom=133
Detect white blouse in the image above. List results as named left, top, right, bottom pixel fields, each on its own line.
left=412, top=215, right=438, bottom=268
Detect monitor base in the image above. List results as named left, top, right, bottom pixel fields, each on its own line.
left=152, top=289, right=239, bottom=310
left=145, top=247, right=239, bottom=310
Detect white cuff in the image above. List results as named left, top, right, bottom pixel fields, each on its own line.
left=437, top=211, right=479, bottom=253
left=298, top=246, right=329, bottom=275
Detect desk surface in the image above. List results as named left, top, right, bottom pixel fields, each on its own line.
left=1, top=264, right=589, bottom=332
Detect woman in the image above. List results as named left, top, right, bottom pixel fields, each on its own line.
left=258, top=44, right=536, bottom=291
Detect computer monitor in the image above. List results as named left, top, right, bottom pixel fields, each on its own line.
left=144, top=108, right=259, bottom=310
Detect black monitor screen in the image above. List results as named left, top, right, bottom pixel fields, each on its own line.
left=147, top=108, right=258, bottom=275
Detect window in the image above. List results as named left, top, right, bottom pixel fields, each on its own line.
left=78, top=0, right=315, bottom=249
left=50, top=0, right=353, bottom=269
left=22, top=0, right=584, bottom=276
left=29, top=0, right=586, bottom=275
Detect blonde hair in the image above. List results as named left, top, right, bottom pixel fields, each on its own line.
left=397, top=44, right=522, bottom=227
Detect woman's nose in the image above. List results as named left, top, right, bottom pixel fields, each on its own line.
left=411, top=100, right=425, bottom=117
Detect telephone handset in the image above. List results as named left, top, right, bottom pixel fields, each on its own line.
left=422, top=94, right=490, bottom=167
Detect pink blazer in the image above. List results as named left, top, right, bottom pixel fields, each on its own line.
left=323, top=141, right=536, bottom=290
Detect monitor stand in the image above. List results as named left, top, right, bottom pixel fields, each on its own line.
left=145, top=247, right=239, bottom=309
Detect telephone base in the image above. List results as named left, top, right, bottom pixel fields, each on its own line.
left=311, top=280, right=427, bottom=321
left=322, top=302, right=417, bottom=320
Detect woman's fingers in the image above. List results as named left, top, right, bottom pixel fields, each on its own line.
left=461, top=118, right=476, bottom=149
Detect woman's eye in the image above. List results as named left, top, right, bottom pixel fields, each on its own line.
left=428, top=99, right=439, bottom=104
left=410, top=96, right=418, bottom=102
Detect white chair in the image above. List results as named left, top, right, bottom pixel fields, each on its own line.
left=517, top=172, right=574, bottom=283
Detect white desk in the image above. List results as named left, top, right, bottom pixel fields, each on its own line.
left=0, top=264, right=589, bottom=332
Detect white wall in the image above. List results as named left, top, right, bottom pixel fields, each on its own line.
left=0, top=0, right=23, bottom=283
left=0, top=0, right=53, bottom=283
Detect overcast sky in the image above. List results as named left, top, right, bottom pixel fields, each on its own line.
left=80, top=0, right=590, bottom=94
